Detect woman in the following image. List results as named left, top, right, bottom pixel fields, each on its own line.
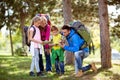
left=39, top=16, right=52, bottom=72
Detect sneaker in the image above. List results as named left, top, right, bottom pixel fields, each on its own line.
left=75, top=70, right=83, bottom=77
left=61, top=72, right=64, bottom=75
left=37, top=72, right=46, bottom=77
left=56, top=72, right=60, bottom=76
left=47, top=71, right=52, bottom=73
left=90, top=62, right=97, bottom=73
left=29, top=72, right=35, bottom=76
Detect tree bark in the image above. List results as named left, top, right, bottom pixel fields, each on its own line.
left=20, top=14, right=25, bottom=48
left=62, top=0, right=72, bottom=24
left=62, top=0, right=74, bottom=65
left=20, top=11, right=27, bottom=56
left=98, top=0, right=111, bottom=68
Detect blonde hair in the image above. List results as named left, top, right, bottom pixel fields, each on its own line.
left=30, top=16, right=41, bottom=26
left=40, top=16, right=47, bottom=25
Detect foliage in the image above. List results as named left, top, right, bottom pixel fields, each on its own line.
left=0, top=32, right=9, bottom=49
left=0, top=0, right=120, bottom=54
left=108, top=0, right=120, bottom=39
left=0, top=0, right=57, bottom=29
left=91, top=27, right=100, bottom=49
left=14, top=47, right=27, bottom=56
left=0, top=41, right=6, bottom=49
left=110, top=36, right=120, bottom=52
left=72, top=0, right=98, bottom=23
left=110, top=17, right=120, bottom=38
left=12, top=28, right=22, bottom=44
left=108, top=0, right=120, bottom=5
left=0, top=0, right=19, bottom=30
left=0, top=0, right=58, bottom=34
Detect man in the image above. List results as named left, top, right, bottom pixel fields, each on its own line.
left=60, top=25, right=97, bottom=77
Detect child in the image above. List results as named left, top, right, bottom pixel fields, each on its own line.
left=50, top=26, right=65, bottom=75
left=29, top=16, right=44, bottom=76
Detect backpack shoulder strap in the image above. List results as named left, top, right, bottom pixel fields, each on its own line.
left=30, top=26, right=36, bottom=38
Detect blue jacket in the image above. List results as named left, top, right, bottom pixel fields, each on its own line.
left=63, top=29, right=89, bottom=53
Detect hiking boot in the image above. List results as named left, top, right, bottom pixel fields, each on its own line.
left=29, top=72, right=35, bottom=76
left=90, top=62, right=97, bottom=73
left=75, top=70, right=83, bottom=77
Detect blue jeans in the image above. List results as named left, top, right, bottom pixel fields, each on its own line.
left=74, top=50, right=91, bottom=74
left=45, top=51, right=52, bottom=71
left=55, top=58, right=64, bottom=74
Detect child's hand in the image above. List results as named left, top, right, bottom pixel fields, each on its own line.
left=59, top=41, right=65, bottom=48
left=54, top=44, right=59, bottom=46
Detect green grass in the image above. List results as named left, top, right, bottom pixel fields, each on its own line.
left=0, top=52, right=120, bottom=80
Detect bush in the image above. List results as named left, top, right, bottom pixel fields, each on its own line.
left=14, top=47, right=27, bottom=56
left=111, top=37, right=120, bottom=52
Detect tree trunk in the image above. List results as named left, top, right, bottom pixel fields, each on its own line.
left=62, top=0, right=72, bottom=24
left=20, top=15, right=25, bottom=48
left=9, top=28, right=14, bottom=56
left=20, top=11, right=27, bottom=56
left=62, top=0, right=74, bottom=65
left=98, top=0, right=111, bottom=68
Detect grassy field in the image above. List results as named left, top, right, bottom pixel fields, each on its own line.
left=0, top=52, right=120, bottom=80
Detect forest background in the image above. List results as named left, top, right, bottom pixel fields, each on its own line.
left=0, top=0, right=120, bottom=56
left=0, top=0, right=120, bottom=80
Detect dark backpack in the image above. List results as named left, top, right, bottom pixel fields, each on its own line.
left=70, top=20, right=95, bottom=54
left=24, top=26, right=36, bottom=47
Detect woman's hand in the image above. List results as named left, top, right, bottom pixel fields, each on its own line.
left=45, top=49, right=50, bottom=54
left=39, top=41, right=43, bottom=44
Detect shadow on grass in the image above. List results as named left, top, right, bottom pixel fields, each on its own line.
left=0, top=55, right=120, bottom=80
left=59, top=64, right=120, bottom=80
left=82, top=67, right=120, bottom=80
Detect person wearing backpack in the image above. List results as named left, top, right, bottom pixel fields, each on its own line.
left=38, top=16, right=52, bottom=73
left=60, top=25, right=97, bottom=77
left=29, top=16, right=44, bottom=77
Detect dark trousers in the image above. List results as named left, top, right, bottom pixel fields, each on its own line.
left=45, top=51, right=52, bottom=71
left=39, top=54, right=44, bottom=72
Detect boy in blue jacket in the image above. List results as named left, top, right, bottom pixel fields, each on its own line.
left=60, top=25, right=97, bottom=77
